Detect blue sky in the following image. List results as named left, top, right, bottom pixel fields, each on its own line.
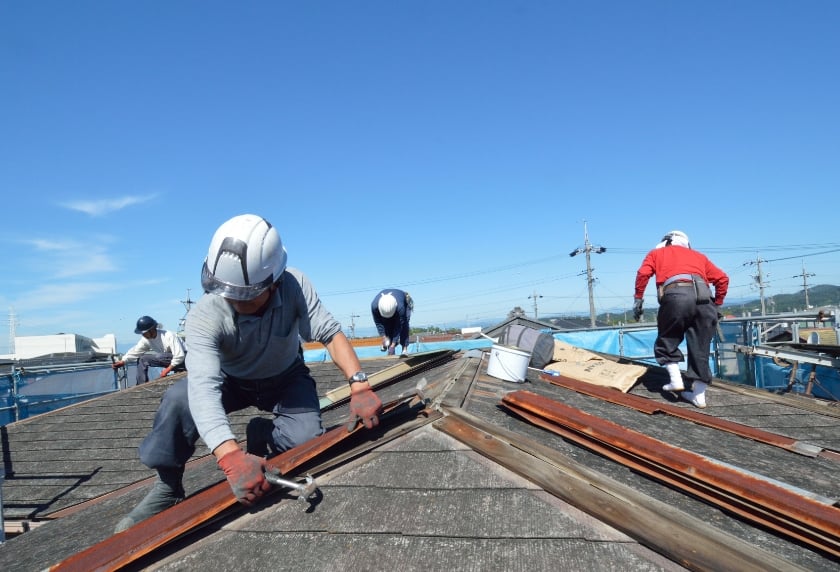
left=1, top=1, right=839, bottom=353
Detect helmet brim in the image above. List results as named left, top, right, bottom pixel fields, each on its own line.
left=201, top=262, right=273, bottom=301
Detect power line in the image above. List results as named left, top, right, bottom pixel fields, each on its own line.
left=758, top=248, right=840, bottom=263
left=321, top=253, right=571, bottom=296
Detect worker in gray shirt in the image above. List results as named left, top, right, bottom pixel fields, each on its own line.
left=115, top=214, right=383, bottom=533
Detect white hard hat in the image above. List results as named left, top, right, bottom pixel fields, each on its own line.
left=201, top=214, right=288, bottom=300
left=656, top=230, right=690, bottom=249
left=378, top=292, right=398, bottom=318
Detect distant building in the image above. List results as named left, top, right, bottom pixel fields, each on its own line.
left=1, top=333, right=117, bottom=361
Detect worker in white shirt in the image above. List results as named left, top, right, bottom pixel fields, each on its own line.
left=112, top=316, right=186, bottom=384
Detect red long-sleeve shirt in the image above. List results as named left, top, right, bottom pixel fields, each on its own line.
left=634, top=245, right=729, bottom=305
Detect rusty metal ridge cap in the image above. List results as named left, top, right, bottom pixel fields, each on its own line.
left=49, top=394, right=423, bottom=572
left=543, top=373, right=833, bottom=459
left=434, top=410, right=810, bottom=572
left=501, top=390, right=840, bottom=535
left=500, top=394, right=840, bottom=559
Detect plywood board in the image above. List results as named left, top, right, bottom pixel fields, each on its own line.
left=545, top=340, right=645, bottom=393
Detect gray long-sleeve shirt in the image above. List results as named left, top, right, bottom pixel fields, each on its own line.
left=184, top=267, right=342, bottom=452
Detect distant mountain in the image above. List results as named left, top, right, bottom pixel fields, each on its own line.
left=539, top=284, right=840, bottom=326
left=720, top=284, right=840, bottom=314
left=424, top=285, right=840, bottom=333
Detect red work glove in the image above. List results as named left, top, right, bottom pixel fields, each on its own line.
left=346, top=387, right=383, bottom=432
left=217, top=449, right=271, bottom=506
left=111, top=360, right=125, bottom=370
left=159, top=366, right=173, bottom=378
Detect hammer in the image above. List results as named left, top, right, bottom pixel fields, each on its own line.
left=264, top=471, right=318, bottom=503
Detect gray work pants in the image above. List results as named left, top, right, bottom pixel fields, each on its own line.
left=137, top=358, right=324, bottom=470
left=137, top=352, right=173, bottom=384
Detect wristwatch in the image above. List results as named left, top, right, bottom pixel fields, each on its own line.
left=349, top=371, right=368, bottom=385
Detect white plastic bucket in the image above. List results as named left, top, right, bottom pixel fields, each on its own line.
left=486, top=344, right=530, bottom=383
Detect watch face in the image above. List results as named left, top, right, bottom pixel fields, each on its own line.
left=352, top=372, right=368, bottom=382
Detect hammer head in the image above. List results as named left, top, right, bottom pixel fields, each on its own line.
left=265, top=471, right=318, bottom=502
left=296, top=474, right=317, bottom=501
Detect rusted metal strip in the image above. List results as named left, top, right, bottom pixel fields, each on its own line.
left=435, top=411, right=808, bottom=572
left=47, top=356, right=452, bottom=523
left=502, top=390, right=840, bottom=559
left=50, top=395, right=421, bottom=572
left=543, top=373, right=836, bottom=459
left=504, top=401, right=824, bottom=546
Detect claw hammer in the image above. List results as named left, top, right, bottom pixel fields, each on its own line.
left=264, top=472, right=318, bottom=503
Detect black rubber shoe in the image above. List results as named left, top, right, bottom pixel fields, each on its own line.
left=114, top=471, right=185, bottom=533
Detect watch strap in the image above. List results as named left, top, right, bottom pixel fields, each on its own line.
left=348, top=371, right=368, bottom=385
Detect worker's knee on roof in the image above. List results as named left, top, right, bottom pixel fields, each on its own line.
left=269, top=412, right=325, bottom=453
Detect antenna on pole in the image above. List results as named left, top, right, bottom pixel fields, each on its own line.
left=349, top=313, right=360, bottom=339
left=569, top=220, right=607, bottom=327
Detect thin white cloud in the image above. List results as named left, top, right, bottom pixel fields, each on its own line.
left=21, top=238, right=119, bottom=277
left=13, top=282, right=119, bottom=311
left=54, top=251, right=118, bottom=278
left=60, top=194, right=158, bottom=216
left=27, top=238, right=75, bottom=252
left=8, top=276, right=171, bottom=325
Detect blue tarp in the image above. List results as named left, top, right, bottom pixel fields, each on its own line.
left=554, top=327, right=686, bottom=368
left=303, top=339, right=493, bottom=363
left=4, top=328, right=838, bottom=425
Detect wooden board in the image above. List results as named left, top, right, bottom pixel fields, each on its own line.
left=318, top=349, right=454, bottom=409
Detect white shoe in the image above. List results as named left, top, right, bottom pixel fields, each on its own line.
left=662, top=364, right=684, bottom=392
left=681, top=381, right=707, bottom=408
left=680, top=391, right=706, bottom=408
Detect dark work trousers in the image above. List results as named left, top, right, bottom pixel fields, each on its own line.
left=654, top=285, right=719, bottom=389
left=137, top=352, right=173, bottom=384
left=138, top=358, right=324, bottom=470
left=381, top=305, right=412, bottom=347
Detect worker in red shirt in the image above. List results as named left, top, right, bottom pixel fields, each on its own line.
left=633, top=230, right=729, bottom=408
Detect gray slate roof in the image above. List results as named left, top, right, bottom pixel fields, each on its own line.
left=1, top=349, right=839, bottom=571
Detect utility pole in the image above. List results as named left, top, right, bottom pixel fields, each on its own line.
left=744, top=255, right=768, bottom=315
left=348, top=313, right=359, bottom=338
left=793, top=259, right=816, bottom=309
left=178, top=289, right=195, bottom=335
left=8, top=307, right=18, bottom=355
left=528, top=290, right=543, bottom=319
left=569, top=221, right=606, bottom=327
